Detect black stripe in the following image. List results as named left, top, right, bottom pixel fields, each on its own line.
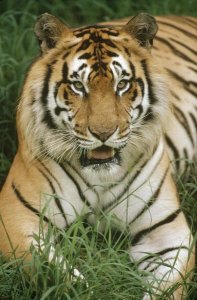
left=59, top=163, right=92, bottom=209
left=124, top=47, right=130, bottom=57
left=39, top=153, right=99, bottom=203
left=69, top=108, right=80, bottom=120
left=143, top=256, right=172, bottom=271
left=135, top=104, right=143, bottom=116
left=79, top=52, right=92, bottom=60
left=41, top=66, right=57, bottom=129
left=53, top=63, right=72, bottom=103
left=153, top=246, right=188, bottom=258
left=184, top=17, right=197, bottom=27
left=65, top=161, right=99, bottom=200
left=104, top=145, right=163, bottom=211
left=62, top=52, right=70, bottom=60
left=74, top=25, right=116, bottom=38
left=129, top=166, right=169, bottom=225
left=54, top=106, right=69, bottom=116
left=155, top=36, right=196, bottom=64
left=170, top=90, right=180, bottom=101
left=129, top=62, right=136, bottom=79
left=62, top=62, right=72, bottom=83
left=132, top=209, right=181, bottom=246
left=189, top=112, right=197, bottom=132
left=140, top=59, right=158, bottom=104
left=54, top=81, right=61, bottom=100
left=106, top=50, right=119, bottom=57
left=173, top=105, right=195, bottom=146
left=157, top=20, right=197, bottom=39
left=166, top=69, right=197, bottom=98
left=109, top=154, right=144, bottom=189
left=112, top=60, right=122, bottom=69
left=70, top=71, right=79, bottom=79
left=68, top=44, right=79, bottom=50
left=103, top=160, right=147, bottom=211
left=74, top=30, right=90, bottom=38
left=188, top=67, right=197, bottom=73
left=147, top=246, right=188, bottom=273
left=74, top=25, right=118, bottom=33
left=37, top=169, right=68, bottom=225
left=53, top=82, right=71, bottom=116
left=136, top=78, right=144, bottom=98
left=183, top=148, right=189, bottom=172
left=184, top=148, right=188, bottom=160
left=74, top=29, right=91, bottom=38
left=165, top=134, right=180, bottom=171
left=169, top=38, right=197, bottom=56
left=41, top=65, right=50, bottom=103
left=77, top=63, right=87, bottom=72
left=76, top=40, right=91, bottom=52
left=141, top=246, right=188, bottom=270
left=38, top=160, right=63, bottom=193
left=100, top=29, right=119, bottom=36
left=30, top=97, right=36, bottom=105
left=12, top=183, right=49, bottom=223
left=143, top=107, right=154, bottom=122
left=95, top=38, right=117, bottom=48
left=122, top=70, right=131, bottom=77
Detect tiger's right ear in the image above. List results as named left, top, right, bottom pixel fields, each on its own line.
left=34, top=13, right=69, bottom=53
left=124, top=13, right=158, bottom=48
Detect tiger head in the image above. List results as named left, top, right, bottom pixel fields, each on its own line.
left=18, top=13, right=168, bottom=175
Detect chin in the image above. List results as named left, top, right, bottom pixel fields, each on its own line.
left=80, top=159, right=123, bottom=183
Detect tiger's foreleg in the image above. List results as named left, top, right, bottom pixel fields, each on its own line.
left=0, top=196, right=84, bottom=283
left=0, top=153, right=85, bottom=282
left=130, top=212, right=195, bottom=299
left=0, top=213, right=85, bottom=283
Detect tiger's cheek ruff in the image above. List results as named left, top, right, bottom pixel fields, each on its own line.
left=18, top=54, right=90, bottom=161
left=17, top=66, right=71, bottom=161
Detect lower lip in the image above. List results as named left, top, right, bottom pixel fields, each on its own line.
left=87, top=146, right=115, bottom=160
left=79, top=149, right=121, bottom=167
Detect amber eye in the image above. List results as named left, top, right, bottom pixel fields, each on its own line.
left=72, top=81, right=84, bottom=91
left=117, top=80, right=128, bottom=90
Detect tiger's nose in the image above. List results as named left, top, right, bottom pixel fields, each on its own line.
left=88, top=126, right=117, bottom=142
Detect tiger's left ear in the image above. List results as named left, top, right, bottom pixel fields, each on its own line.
left=124, top=13, right=158, bottom=48
left=34, top=13, right=69, bottom=53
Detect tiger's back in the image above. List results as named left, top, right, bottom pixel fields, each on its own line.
left=153, top=16, right=196, bottom=171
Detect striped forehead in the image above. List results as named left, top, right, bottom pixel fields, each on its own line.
left=73, top=25, right=120, bottom=39
left=67, top=53, right=132, bottom=83
left=66, top=27, right=132, bottom=82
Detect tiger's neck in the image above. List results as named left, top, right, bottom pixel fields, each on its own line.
left=9, top=136, right=168, bottom=228
left=31, top=135, right=164, bottom=193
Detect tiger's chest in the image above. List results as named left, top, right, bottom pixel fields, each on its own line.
left=43, top=140, right=178, bottom=235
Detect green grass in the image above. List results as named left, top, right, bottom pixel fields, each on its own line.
left=0, top=0, right=197, bottom=186
left=0, top=217, right=145, bottom=300
left=0, top=214, right=196, bottom=300
left=0, top=1, right=196, bottom=299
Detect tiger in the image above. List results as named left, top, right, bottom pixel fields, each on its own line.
left=0, top=12, right=196, bottom=299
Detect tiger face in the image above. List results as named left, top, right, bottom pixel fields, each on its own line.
left=48, top=29, right=146, bottom=169
left=19, top=13, right=167, bottom=172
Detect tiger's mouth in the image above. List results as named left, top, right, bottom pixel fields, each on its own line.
left=80, top=145, right=120, bottom=167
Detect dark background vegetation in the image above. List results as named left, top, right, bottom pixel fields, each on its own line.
left=0, top=1, right=196, bottom=299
